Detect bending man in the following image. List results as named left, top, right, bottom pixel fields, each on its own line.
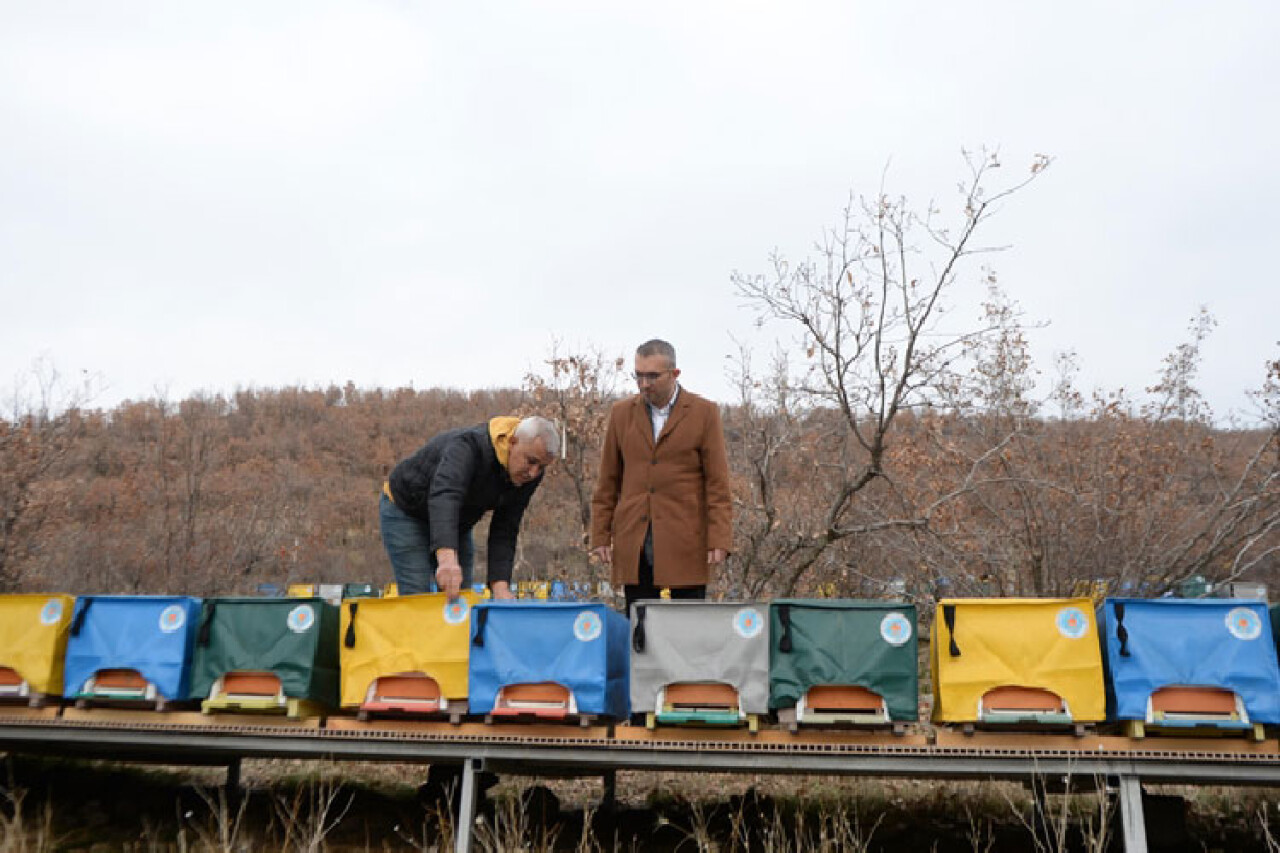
left=381, top=415, right=559, bottom=599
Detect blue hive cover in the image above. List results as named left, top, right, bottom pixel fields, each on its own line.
left=63, top=595, right=203, bottom=701
left=1099, top=597, right=1280, bottom=724
left=468, top=601, right=630, bottom=718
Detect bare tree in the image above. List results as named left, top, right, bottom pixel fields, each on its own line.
left=906, top=307, right=1280, bottom=597
left=727, top=149, right=1051, bottom=597
left=522, top=340, right=626, bottom=545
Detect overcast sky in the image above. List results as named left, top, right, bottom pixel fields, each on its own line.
left=3, top=2, right=1277, bottom=423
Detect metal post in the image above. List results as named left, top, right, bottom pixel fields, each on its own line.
left=601, top=769, right=617, bottom=812
left=225, top=757, right=241, bottom=804
left=1117, top=775, right=1148, bottom=853
left=454, top=758, right=482, bottom=853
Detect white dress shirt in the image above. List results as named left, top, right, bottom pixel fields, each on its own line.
left=648, top=384, right=679, bottom=442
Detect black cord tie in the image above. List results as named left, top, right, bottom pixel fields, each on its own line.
left=1115, top=602, right=1130, bottom=657
left=344, top=602, right=359, bottom=649
left=943, top=604, right=960, bottom=657
left=632, top=604, right=647, bottom=653
left=197, top=601, right=216, bottom=646
left=778, top=604, right=793, bottom=653
left=70, top=599, right=91, bottom=637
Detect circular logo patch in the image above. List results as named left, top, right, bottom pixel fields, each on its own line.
left=880, top=612, right=913, bottom=646
left=733, top=607, right=764, bottom=640
left=39, top=599, right=64, bottom=626
left=573, top=610, right=602, bottom=642
left=287, top=604, right=316, bottom=634
left=1226, top=607, right=1263, bottom=641
left=158, top=604, right=186, bottom=634
left=442, top=598, right=470, bottom=625
left=1056, top=607, right=1089, bottom=639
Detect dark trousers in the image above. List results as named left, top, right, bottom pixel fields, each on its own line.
left=624, top=527, right=706, bottom=613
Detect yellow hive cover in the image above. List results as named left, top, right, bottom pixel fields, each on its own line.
left=338, top=591, right=477, bottom=707
left=0, top=594, right=76, bottom=697
left=931, top=597, right=1105, bottom=723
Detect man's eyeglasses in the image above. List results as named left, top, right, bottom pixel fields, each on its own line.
left=633, top=370, right=671, bottom=385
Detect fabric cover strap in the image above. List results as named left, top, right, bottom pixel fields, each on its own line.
left=943, top=604, right=960, bottom=657
left=777, top=604, right=793, bottom=653
left=1115, top=601, right=1130, bottom=657
left=632, top=604, right=647, bottom=653
left=344, top=602, right=358, bottom=649
left=70, top=599, right=91, bottom=637
left=197, top=601, right=216, bottom=646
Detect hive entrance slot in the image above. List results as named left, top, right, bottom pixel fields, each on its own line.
left=491, top=682, right=577, bottom=719
left=805, top=685, right=884, bottom=713
left=982, top=686, right=1066, bottom=714
left=978, top=685, right=1072, bottom=725
left=1150, top=686, right=1243, bottom=721
left=88, top=668, right=153, bottom=699
left=220, top=671, right=283, bottom=699
left=371, top=674, right=442, bottom=704
left=0, top=666, right=28, bottom=698
left=664, top=682, right=739, bottom=712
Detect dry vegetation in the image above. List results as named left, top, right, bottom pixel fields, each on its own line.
left=5, top=757, right=1280, bottom=852
left=1, top=319, right=1275, bottom=609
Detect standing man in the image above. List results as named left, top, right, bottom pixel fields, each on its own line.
left=381, top=415, right=559, bottom=599
left=591, top=339, right=732, bottom=611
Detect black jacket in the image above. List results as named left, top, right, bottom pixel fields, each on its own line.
left=387, top=422, right=542, bottom=585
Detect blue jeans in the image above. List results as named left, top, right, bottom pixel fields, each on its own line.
left=379, top=493, right=475, bottom=595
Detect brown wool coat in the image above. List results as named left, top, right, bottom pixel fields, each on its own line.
left=590, top=388, right=732, bottom=588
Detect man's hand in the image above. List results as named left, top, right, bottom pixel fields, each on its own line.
left=435, top=549, right=464, bottom=600
left=590, top=545, right=613, bottom=566
left=490, top=580, right=515, bottom=600
left=707, top=548, right=727, bottom=565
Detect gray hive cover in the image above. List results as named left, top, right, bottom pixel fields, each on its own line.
left=629, top=600, right=771, bottom=714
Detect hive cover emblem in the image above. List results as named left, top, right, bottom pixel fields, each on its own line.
left=880, top=612, right=913, bottom=646
left=574, top=610, right=602, bottom=642
left=39, top=599, right=64, bottom=626
left=1056, top=606, right=1088, bottom=639
left=443, top=598, right=470, bottom=625
left=1226, top=607, right=1262, bottom=641
left=287, top=604, right=315, bottom=634
left=158, top=604, right=186, bottom=634
left=734, top=607, right=764, bottom=639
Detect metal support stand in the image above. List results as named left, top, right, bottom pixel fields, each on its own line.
left=454, top=757, right=482, bottom=853
left=1117, top=774, right=1148, bottom=853
left=601, top=769, right=617, bottom=812
left=225, top=757, right=241, bottom=804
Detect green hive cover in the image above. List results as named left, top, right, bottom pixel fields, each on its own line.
left=188, top=597, right=340, bottom=706
left=769, top=599, right=918, bottom=721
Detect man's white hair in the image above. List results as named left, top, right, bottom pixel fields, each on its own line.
left=515, top=415, right=561, bottom=457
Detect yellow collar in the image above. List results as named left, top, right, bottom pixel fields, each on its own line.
left=488, top=416, right=521, bottom=469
